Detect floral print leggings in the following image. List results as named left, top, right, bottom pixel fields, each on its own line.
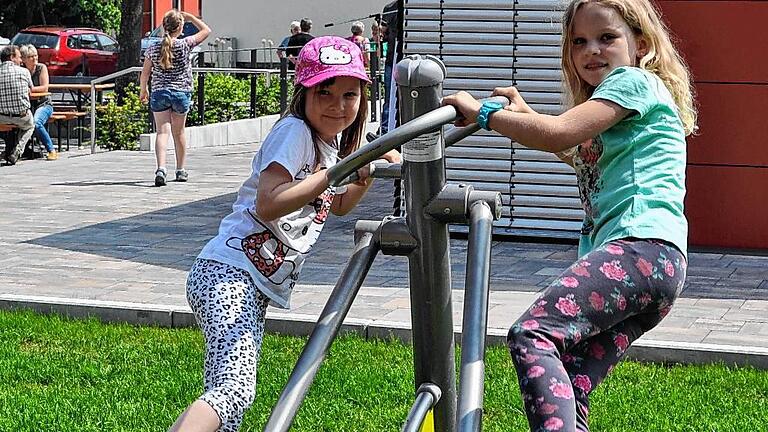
left=507, top=238, right=686, bottom=432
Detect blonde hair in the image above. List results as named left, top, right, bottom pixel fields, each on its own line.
left=561, top=0, right=697, bottom=135
left=160, top=9, right=184, bottom=70
left=19, top=44, right=38, bottom=58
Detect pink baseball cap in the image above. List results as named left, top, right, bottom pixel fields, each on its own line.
left=295, top=36, right=371, bottom=88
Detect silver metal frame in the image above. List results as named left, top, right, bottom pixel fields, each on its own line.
left=265, top=55, right=507, bottom=432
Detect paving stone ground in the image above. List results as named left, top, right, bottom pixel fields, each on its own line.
left=1, top=143, right=767, bottom=356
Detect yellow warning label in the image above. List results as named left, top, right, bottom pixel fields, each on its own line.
left=420, top=409, right=435, bottom=432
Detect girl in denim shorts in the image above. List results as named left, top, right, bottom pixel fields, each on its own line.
left=140, top=9, right=211, bottom=186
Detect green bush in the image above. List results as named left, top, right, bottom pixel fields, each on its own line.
left=95, top=74, right=285, bottom=151
left=95, top=82, right=148, bottom=151
left=187, top=73, right=285, bottom=125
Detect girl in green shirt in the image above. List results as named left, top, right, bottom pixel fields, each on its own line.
left=444, top=0, right=697, bottom=430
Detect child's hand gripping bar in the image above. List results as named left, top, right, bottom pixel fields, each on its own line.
left=336, top=159, right=402, bottom=187
left=327, top=95, right=509, bottom=187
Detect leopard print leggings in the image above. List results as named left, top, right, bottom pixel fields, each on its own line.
left=186, top=258, right=270, bottom=431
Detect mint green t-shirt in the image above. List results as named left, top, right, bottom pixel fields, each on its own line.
left=573, top=66, right=688, bottom=258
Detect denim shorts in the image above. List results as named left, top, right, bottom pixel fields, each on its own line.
left=150, top=89, right=192, bottom=114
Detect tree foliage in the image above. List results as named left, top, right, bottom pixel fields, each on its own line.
left=0, top=0, right=121, bottom=38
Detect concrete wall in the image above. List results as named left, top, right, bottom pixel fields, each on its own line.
left=202, top=0, right=388, bottom=65
left=139, top=115, right=280, bottom=151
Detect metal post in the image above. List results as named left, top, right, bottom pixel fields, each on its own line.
left=250, top=75, right=257, bottom=118
left=396, top=54, right=457, bottom=432
left=197, top=52, right=206, bottom=125
left=89, top=82, right=96, bottom=153
left=268, top=39, right=275, bottom=68
left=263, top=221, right=381, bottom=432
left=279, top=57, right=288, bottom=114
left=370, top=43, right=380, bottom=123
left=457, top=201, right=494, bottom=432
left=402, top=383, right=442, bottom=432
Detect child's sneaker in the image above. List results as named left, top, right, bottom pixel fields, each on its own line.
left=175, top=169, right=188, bottom=182
left=46, top=151, right=59, bottom=161
left=154, top=168, right=167, bottom=187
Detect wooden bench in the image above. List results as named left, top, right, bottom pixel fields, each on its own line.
left=50, top=111, right=87, bottom=152
left=0, top=124, right=19, bottom=160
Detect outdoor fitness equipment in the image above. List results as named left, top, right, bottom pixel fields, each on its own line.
left=264, top=55, right=509, bottom=432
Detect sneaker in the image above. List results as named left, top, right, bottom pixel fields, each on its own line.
left=46, top=151, right=59, bottom=161
left=154, top=168, right=167, bottom=187
left=175, top=169, right=188, bottom=182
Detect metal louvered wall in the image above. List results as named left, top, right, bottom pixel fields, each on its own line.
left=402, top=0, right=583, bottom=238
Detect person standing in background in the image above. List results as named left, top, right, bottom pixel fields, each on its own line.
left=286, top=17, right=314, bottom=68
left=347, top=21, right=370, bottom=68
left=140, top=10, right=211, bottom=186
left=276, top=21, right=300, bottom=61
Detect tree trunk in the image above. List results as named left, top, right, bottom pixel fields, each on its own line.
left=115, top=0, right=143, bottom=101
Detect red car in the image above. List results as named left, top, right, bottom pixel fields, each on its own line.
left=11, top=27, right=119, bottom=77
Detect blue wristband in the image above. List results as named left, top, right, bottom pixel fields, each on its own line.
left=476, top=101, right=504, bottom=131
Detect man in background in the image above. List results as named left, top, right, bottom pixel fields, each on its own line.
left=0, top=45, right=34, bottom=165
left=276, top=21, right=301, bottom=61
left=286, top=18, right=314, bottom=68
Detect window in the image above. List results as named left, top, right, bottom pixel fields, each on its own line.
left=67, top=35, right=80, bottom=49
left=97, top=34, right=119, bottom=52
left=79, top=33, right=99, bottom=50
left=11, top=32, right=59, bottom=49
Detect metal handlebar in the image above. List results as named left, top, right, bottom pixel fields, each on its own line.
left=328, top=96, right=509, bottom=187
left=336, top=159, right=402, bottom=186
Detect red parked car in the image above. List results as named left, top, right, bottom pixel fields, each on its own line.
left=11, top=27, right=119, bottom=76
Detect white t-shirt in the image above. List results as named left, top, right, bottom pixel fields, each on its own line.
left=198, top=116, right=346, bottom=308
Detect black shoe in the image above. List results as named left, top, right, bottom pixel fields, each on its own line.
left=175, top=169, right=188, bottom=182
left=154, top=168, right=167, bottom=186
left=5, top=144, right=23, bottom=165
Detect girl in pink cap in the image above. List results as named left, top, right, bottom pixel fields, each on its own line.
left=169, top=36, right=400, bottom=431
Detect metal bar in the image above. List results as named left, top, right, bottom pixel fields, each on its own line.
left=402, top=385, right=440, bottom=432
left=250, top=75, right=257, bottom=118
left=327, top=96, right=508, bottom=186
left=396, top=54, right=457, bottom=432
left=197, top=72, right=206, bottom=125
left=263, top=224, right=380, bottom=432
left=89, top=83, right=96, bottom=153
left=456, top=201, right=494, bottom=432
left=279, top=58, right=288, bottom=114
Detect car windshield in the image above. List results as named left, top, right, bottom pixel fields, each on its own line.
left=11, top=32, right=59, bottom=49
left=149, top=22, right=199, bottom=39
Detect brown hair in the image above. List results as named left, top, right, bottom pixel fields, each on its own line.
left=283, top=78, right=369, bottom=167
left=561, top=0, right=697, bottom=135
left=160, top=10, right=184, bottom=70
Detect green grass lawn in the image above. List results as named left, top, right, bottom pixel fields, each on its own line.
left=0, top=309, right=766, bottom=431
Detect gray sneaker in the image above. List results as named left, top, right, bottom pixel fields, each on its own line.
left=175, top=169, right=188, bottom=182
left=154, top=168, right=167, bottom=187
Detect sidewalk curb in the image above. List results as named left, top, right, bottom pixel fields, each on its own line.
left=1, top=294, right=766, bottom=370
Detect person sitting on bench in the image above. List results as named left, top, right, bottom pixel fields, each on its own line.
left=0, top=45, right=34, bottom=165
left=20, top=44, right=57, bottom=161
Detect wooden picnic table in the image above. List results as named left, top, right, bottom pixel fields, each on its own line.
left=48, top=83, right=115, bottom=112
left=30, top=92, right=51, bottom=99
left=48, top=83, right=115, bottom=92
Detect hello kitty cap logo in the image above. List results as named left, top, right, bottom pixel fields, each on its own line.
left=295, top=36, right=371, bottom=87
